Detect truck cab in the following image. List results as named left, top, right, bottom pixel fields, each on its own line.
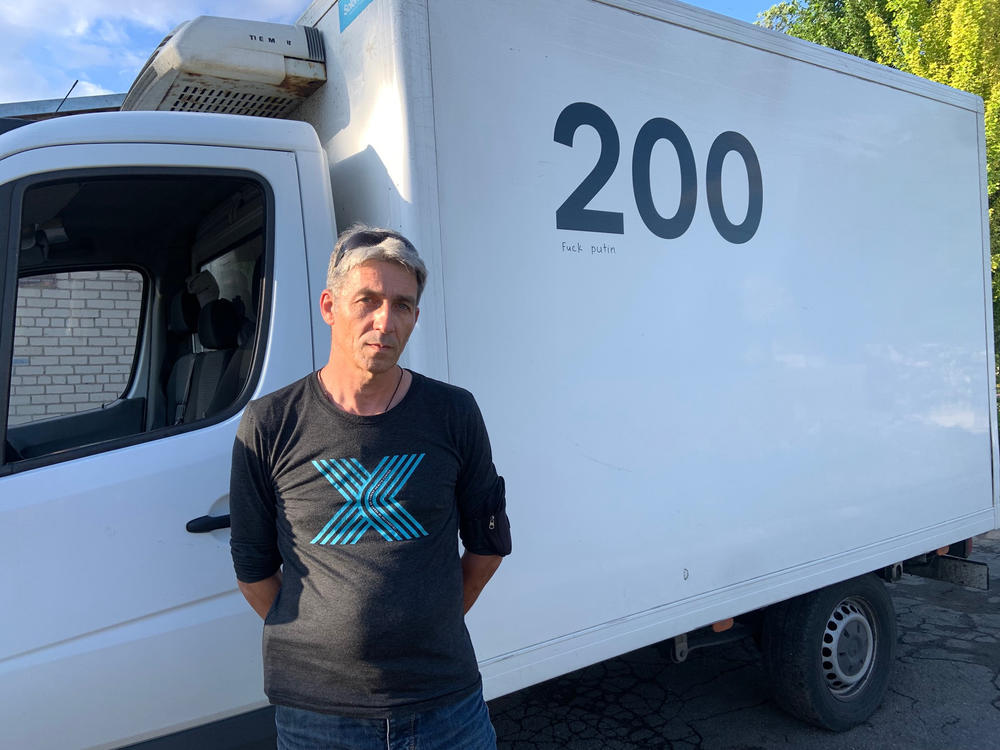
left=0, top=113, right=332, bottom=748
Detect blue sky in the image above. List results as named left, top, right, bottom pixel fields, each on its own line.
left=0, top=0, right=776, bottom=105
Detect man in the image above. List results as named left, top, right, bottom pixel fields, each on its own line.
left=230, top=225, right=511, bottom=750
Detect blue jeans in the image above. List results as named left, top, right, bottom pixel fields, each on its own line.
left=274, top=689, right=497, bottom=750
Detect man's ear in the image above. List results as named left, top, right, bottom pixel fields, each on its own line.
left=319, top=288, right=336, bottom=325
left=414, top=306, right=420, bottom=325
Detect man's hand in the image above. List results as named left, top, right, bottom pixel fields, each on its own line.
left=461, top=551, right=502, bottom=614
left=238, top=572, right=282, bottom=620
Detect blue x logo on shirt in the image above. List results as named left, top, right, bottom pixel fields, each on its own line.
left=310, top=454, right=429, bottom=544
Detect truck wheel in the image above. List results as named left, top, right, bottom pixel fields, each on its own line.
left=761, top=574, right=896, bottom=731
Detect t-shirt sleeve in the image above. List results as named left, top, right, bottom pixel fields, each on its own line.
left=230, top=403, right=283, bottom=582
left=456, top=393, right=512, bottom=557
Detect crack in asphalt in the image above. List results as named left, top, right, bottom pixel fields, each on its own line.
left=886, top=686, right=918, bottom=711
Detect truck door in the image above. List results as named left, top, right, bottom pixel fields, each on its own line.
left=0, top=140, right=314, bottom=749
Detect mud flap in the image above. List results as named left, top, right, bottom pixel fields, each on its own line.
left=904, top=554, right=990, bottom=590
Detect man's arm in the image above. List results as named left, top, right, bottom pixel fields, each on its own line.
left=461, top=551, right=502, bottom=614
left=455, top=392, right=511, bottom=614
left=238, top=572, right=282, bottom=620
left=230, top=405, right=284, bottom=618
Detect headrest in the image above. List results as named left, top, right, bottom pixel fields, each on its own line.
left=187, top=270, right=220, bottom=304
left=198, top=299, right=241, bottom=350
left=168, top=291, right=200, bottom=334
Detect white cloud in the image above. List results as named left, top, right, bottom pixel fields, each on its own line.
left=0, top=58, right=55, bottom=103
left=73, top=80, right=115, bottom=97
left=773, top=351, right=826, bottom=369
left=0, top=0, right=303, bottom=103
left=1, top=1, right=303, bottom=36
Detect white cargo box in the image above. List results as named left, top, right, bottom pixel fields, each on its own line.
left=292, top=0, right=997, bottom=695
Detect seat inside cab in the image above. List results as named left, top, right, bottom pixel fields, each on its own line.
left=5, top=173, right=268, bottom=465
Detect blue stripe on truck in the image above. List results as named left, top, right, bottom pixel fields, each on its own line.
left=339, top=0, right=375, bottom=32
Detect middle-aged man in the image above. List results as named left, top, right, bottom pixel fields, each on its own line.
left=229, top=225, right=512, bottom=750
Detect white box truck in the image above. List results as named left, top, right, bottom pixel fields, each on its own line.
left=0, top=0, right=996, bottom=747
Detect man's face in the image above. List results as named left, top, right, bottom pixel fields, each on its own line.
left=321, top=260, right=420, bottom=376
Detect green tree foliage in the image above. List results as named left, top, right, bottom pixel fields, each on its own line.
left=758, top=0, right=1000, bottom=378
left=756, top=0, right=894, bottom=59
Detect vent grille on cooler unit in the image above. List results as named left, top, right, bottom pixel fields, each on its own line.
left=168, top=85, right=298, bottom=118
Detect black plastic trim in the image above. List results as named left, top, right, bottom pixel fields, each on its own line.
left=0, top=118, right=31, bottom=135
left=120, top=706, right=275, bottom=750
left=305, top=25, right=326, bottom=62
left=0, top=182, right=16, bottom=472
left=1, top=166, right=276, bottom=474
left=186, top=513, right=231, bottom=533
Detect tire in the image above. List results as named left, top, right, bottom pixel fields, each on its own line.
left=761, top=574, right=896, bottom=731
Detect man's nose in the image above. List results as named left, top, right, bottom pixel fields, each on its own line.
left=373, top=300, right=393, bottom=331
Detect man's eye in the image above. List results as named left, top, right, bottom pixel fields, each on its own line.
left=395, top=302, right=412, bottom=312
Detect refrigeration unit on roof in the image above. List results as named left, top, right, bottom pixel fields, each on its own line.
left=122, top=16, right=326, bottom=118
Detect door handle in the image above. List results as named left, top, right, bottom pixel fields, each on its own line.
left=186, top=514, right=231, bottom=533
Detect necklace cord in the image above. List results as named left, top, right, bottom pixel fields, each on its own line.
left=384, top=366, right=404, bottom=413
left=316, top=366, right=405, bottom=415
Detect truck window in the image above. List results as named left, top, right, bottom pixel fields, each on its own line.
left=9, top=270, right=144, bottom=427
left=1, top=172, right=270, bottom=468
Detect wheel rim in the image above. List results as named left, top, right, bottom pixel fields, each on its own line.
left=820, top=596, right=877, bottom=698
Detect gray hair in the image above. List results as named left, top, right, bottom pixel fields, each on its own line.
left=326, top=224, right=428, bottom=302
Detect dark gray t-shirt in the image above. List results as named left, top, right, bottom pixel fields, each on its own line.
left=230, top=371, right=510, bottom=717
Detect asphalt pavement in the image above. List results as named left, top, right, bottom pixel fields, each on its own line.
left=488, top=530, right=1000, bottom=749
